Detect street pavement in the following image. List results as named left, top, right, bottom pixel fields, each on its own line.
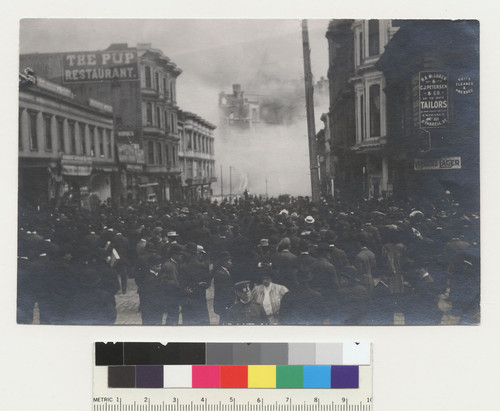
left=30, top=278, right=457, bottom=325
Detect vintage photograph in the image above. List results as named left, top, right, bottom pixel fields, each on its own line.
left=17, top=19, right=479, bottom=325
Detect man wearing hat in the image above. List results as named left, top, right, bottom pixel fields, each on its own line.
left=227, top=281, right=268, bottom=325
left=179, top=242, right=211, bottom=324
left=309, top=242, right=340, bottom=319
left=212, top=251, right=234, bottom=324
left=160, top=243, right=183, bottom=325
left=135, top=254, right=166, bottom=325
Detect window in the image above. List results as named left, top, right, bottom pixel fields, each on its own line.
left=163, top=77, right=168, bottom=96
left=28, top=111, right=38, bottom=151
left=98, top=128, right=104, bottom=157
left=173, top=145, right=177, bottom=166
left=43, top=115, right=53, bottom=151
left=369, top=84, right=381, bottom=137
left=170, top=82, right=175, bottom=102
left=146, top=103, right=153, bottom=125
left=106, top=130, right=112, bottom=159
left=355, top=89, right=365, bottom=142
left=79, top=123, right=86, bottom=155
left=57, top=118, right=65, bottom=153
left=170, top=113, right=176, bottom=133
left=157, top=142, right=163, bottom=164
left=145, top=66, right=152, bottom=88
left=368, top=20, right=380, bottom=57
left=156, top=107, right=161, bottom=127
left=193, top=133, right=197, bottom=151
left=148, top=141, right=154, bottom=164
left=358, top=31, right=363, bottom=64
left=89, top=126, right=95, bottom=156
left=69, top=121, right=76, bottom=154
left=165, top=145, right=170, bottom=165
left=187, top=132, right=192, bottom=149
left=155, top=72, right=160, bottom=92
left=164, top=110, right=168, bottom=130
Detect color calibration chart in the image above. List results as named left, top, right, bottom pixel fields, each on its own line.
left=93, top=342, right=373, bottom=411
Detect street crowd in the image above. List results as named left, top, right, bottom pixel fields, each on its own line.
left=17, top=193, right=480, bottom=325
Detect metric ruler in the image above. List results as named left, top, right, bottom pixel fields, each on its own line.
left=93, top=343, right=372, bottom=411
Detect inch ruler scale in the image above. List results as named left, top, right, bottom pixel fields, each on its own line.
left=93, top=343, right=372, bottom=411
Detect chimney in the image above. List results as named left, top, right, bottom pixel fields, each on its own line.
left=232, top=84, right=242, bottom=95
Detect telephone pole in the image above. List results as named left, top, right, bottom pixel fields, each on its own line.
left=301, top=19, right=320, bottom=202
left=220, top=164, right=223, bottom=199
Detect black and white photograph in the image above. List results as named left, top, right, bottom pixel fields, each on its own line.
left=17, top=18, right=480, bottom=326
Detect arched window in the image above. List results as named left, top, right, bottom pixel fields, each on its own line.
left=369, top=84, right=381, bottom=137
left=146, top=103, right=153, bottom=125
left=145, top=66, right=152, bottom=88
left=156, top=106, right=161, bottom=127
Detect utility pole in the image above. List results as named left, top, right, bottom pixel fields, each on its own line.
left=229, top=166, right=233, bottom=202
left=301, top=19, right=321, bottom=202
left=220, top=164, right=223, bottom=200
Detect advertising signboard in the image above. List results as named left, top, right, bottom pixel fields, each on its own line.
left=414, top=157, right=462, bottom=171
left=62, top=50, right=139, bottom=83
left=419, top=71, right=449, bottom=127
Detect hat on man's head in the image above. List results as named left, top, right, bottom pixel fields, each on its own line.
left=259, top=238, right=269, bottom=247
left=304, top=216, right=315, bottom=224
left=234, top=280, right=252, bottom=291
left=169, top=243, right=184, bottom=256
left=317, top=242, right=331, bottom=252
left=185, top=242, right=198, bottom=254
left=167, top=231, right=179, bottom=237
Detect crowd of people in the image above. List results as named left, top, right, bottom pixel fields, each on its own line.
left=17, top=192, right=480, bottom=325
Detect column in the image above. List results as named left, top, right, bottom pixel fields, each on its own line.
left=20, top=108, right=29, bottom=152
left=381, top=157, right=389, bottom=193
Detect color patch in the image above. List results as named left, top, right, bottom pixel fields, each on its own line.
left=136, top=365, right=163, bottom=388
left=260, top=344, right=288, bottom=365
left=108, top=366, right=135, bottom=388
left=96, top=342, right=124, bottom=366
left=233, top=343, right=262, bottom=365
left=303, top=366, right=331, bottom=388
left=248, top=365, right=276, bottom=388
left=315, top=343, right=343, bottom=365
left=342, top=342, right=371, bottom=365
left=123, top=343, right=205, bottom=365
left=163, top=365, right=192, bottom=388
left=192, top=365, right=220, bottom=388
left=331, top=366, right=359, bottom=388
left=220, top=366, right=248, bottom=388
left=207, top=343, right=233, bottom=365
left=288, top=343, right=316, bottom=365
left=276, top=365, right=303, bottom=388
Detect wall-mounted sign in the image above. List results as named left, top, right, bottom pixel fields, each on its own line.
left=117, top=144, right=145, bottom=165
left=61, top=154, right=93, bottom=165
left=455, top=76, right=474, bottom=95
left=414, top=157, right=461, bottom=171
left=62, top=51, right=139, bottom=83
left=419, top=71, right=449, bottom=128
left=62, top=165, right=92, bottom=176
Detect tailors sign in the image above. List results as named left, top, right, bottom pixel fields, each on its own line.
left=419, top=71, right=449, bottom=128
left=63, top=50, right=138, bottom=83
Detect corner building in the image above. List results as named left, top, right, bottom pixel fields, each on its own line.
left=19, top=73, right=116, bottom=209
left=20, top=43, right=183, bottom=204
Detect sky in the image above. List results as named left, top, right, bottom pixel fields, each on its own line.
left=19, top=19, right=331, bottom=196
